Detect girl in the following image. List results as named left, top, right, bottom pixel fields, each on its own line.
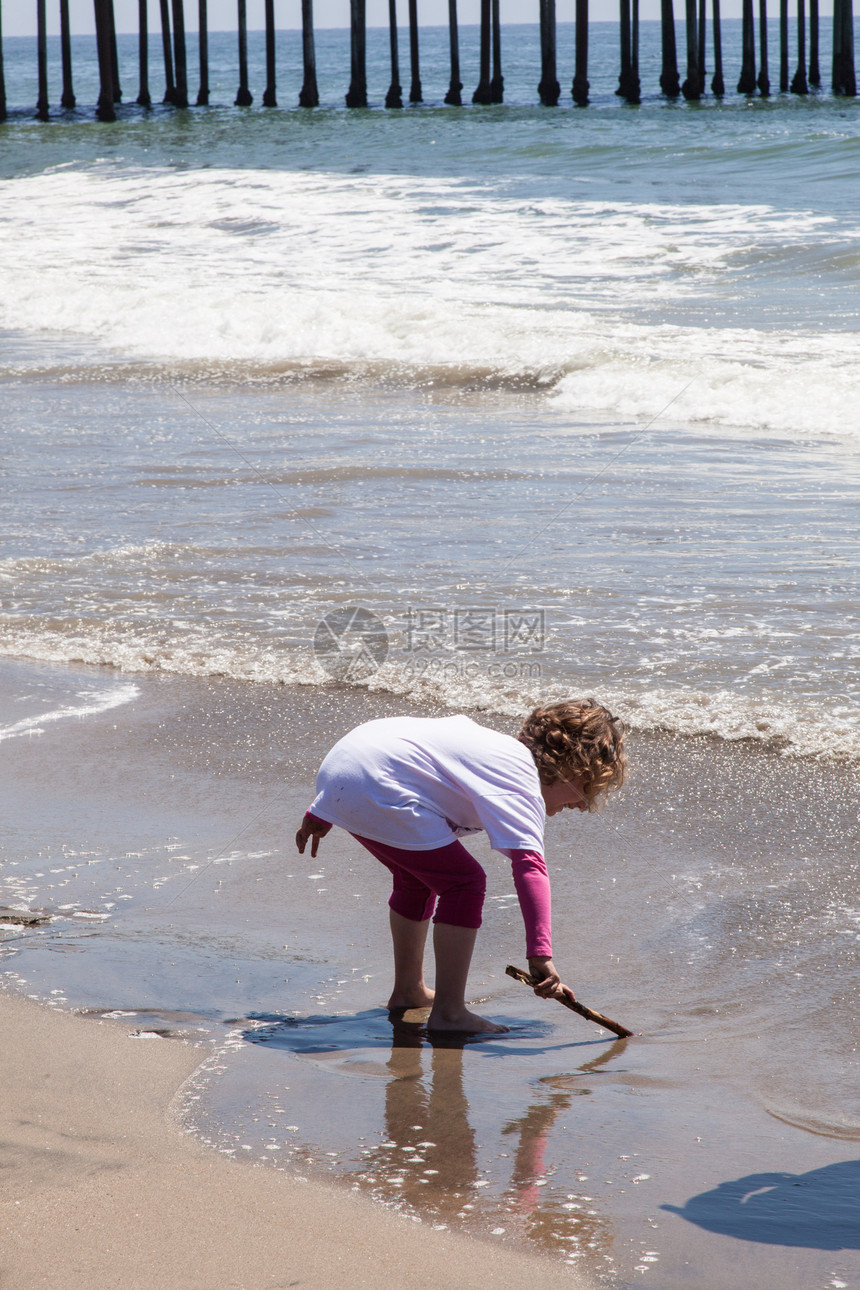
left=296, top=698, right=626, bottom=1033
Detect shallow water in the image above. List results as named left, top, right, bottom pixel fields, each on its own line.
left=2, top=349, right=857, bottom=760
left=1, top=662, right=858, bottom=1286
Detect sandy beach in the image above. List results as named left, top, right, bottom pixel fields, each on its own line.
left=2, top=664, right=860, bottom=1289
left=0, top=989, right=595, bottom=1290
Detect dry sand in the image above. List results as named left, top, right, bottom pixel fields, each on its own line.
left=0, top=991, right=592, bottom=1290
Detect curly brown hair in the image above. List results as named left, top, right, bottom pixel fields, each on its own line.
left=517, top=698, right=626, bottom=810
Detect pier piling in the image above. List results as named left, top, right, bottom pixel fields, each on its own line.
left=60, top=0, right=76, bottom=108
left=299, top=0, right=319, bottom=104
left=681, top=0, right=701, bottom=96
left=0, top=1, right=6, bottom=123
left=538, top=0, right=561, bottom=103
left=617, top=0, right=640, bottom=99
left=137, top=0, right=151, bottom=105
left=844, top=0, right=857, bottom=93
left=758, top=0, right=770, bottom=91
left=572, top=0, right=590, bottom=102
left=408, top=0, right=422, bottom=100
left=159, top=0, right=177, bottom=104
left=6, top=0, right=858, bottom=125
left=94, top=0, right=117, bottom=120
left=386, top=0, right=403, bottom=105
left=832, top=0, right=856, bottom=93
left=809, top=0, right=820, bottom=81
left=791, top=0, right=809, bottom=89
left=474, top=0, right=493, bottom=102
left=780, top=0, right=789, bottom=88
left=236, top=0, right=253, bottom=104
left=172, top=0, right=189, bottom=107
left=346, top=0, right=368, bottom=105
left=36, top=0, right=49, bottom=119
left=660, top=0, right=681, bottom=95
left=737, top=0, right=757, bottom=91
left=197, top=0, right=210, bottom=103
left=633, top=0, right=641, bottom=96
left=444, top=0, right=463, bottom=104
left=263, top=0, right=277, bottom=104
left=137, top=0, right=152, bottom=104
left=490, top=0, right=503, bottom=100
left=108, top=0, right=122, bottom=101
left=712, top=0, right=725, bottom=92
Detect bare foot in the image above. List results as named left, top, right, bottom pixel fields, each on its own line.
left=387, top=987, right=435, bottom=1010
left=426, top=1006, right=508, bottom=1034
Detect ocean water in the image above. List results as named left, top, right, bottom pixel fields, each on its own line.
left=1, top=22, right=859, bottom=1289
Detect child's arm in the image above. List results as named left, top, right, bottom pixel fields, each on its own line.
left=295, top=810, right=332, bottom=858
left=504, top=849, right=566, bottom=1000
left=527, top=956, right=565, bottom=999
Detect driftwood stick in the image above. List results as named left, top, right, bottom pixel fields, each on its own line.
left=506, top=964, right=634, bottom=1038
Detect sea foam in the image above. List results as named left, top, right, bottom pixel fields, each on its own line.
left=0, top=679, right=140, bottom=742
left=1, top=165, right=857, bottom=447
left=1, top=621, right=856, bottom=763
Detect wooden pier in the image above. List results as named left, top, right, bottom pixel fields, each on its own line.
left=0, top=0, right=854, bottom=123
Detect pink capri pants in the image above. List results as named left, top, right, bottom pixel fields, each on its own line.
left=352, top=833, right=486, bottom=929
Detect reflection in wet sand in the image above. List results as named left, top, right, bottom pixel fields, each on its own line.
left=502, top=1102, right=607, bottom=1260
left=354, top=1018, right=481, bottom=1222
left=240, top=1009, right=625, bottom=1270
left=499, top=1042, right=628, bottom=1260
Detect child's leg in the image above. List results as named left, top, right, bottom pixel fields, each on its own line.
left=351, top=835, right=436, bottom=1010
left=351, top=834, right=506, bottom=1033
left=388, top=908, right=434, bottom=1010
left=428, top=922, right=506, bottom=1033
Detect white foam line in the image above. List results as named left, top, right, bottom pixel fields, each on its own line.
left=0, top=682, right=140, bottom=743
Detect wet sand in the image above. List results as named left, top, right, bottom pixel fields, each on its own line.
left=2, top=660, right=859, bottom=1288
left=0, top=989, right=593, bottom=1290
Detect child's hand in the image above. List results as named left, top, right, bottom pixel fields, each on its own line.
left=527, top=956, right=566, bottom=1000
left=295, top=815, right=329, bottom=857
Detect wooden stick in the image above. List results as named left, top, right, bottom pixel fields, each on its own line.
left=506, top=964, right=634, bottom=1039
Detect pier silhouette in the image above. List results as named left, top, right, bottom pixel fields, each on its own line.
left=2, top=0, right=855, bottom=122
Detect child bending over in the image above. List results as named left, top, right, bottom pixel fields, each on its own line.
left=296, top=698, right=626, bottom=1034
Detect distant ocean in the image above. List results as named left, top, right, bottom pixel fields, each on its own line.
left=1, top=23, right=859, bottom=1290
left=2, top=23, right=858, bottom=759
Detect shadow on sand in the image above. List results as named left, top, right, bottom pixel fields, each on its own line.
left=237, top=1006, right=619, bottom=1056
left=663, top=1160, right=860, bottom=1249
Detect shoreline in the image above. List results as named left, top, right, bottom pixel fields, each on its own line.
left=3, top=662, right=860, bottom=1289
left=0, top=988, right=593, bottom=1290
